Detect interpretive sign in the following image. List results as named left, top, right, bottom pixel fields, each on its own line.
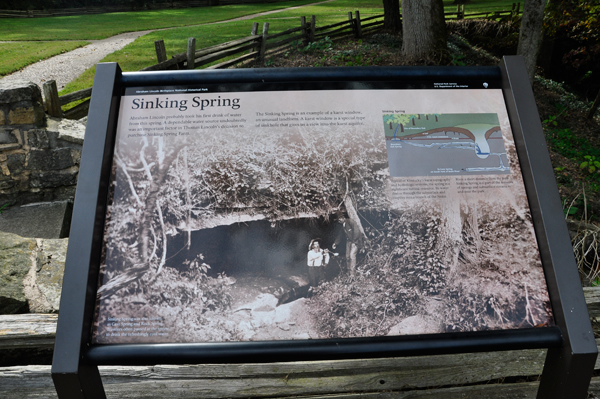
left=52, top=58, right=596, bottom=399
left=94, top=82, right=552, bottom=344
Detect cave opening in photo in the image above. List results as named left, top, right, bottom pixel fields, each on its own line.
left=167, top=216, right=347, bottom=281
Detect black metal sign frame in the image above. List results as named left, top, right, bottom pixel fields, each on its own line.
left=51, top=57, right=597, bottom=399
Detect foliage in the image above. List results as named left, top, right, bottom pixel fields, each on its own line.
left=0, top=203, right=10, bottom=214
left=543, top=0, right=600, bottom=96
left=545, top=126, right=600, bottom=162
left=311, top=211, right=432, bottom=338
left=446, top=18, right=520, bottom=57
left=311, top=200, right=552, bottom=336
left=301, top=36, right=333, bottom=52
left=544, top=0, right=600, bottom=42
left=581, top=155, right=600, bottom=174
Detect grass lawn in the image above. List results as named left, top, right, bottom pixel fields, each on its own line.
left=61, top=0, right=518, bottom=95
left=0, top=0, right=319, bottom=41
left=59, top=0, right=387, bottom=94
left=0, top=0, right=516, bottom=95
left=0, top=41, right=89, bottom=77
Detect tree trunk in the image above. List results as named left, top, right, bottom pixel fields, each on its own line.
left=402, top=0, right=448, bottom=62
left=517, top=0, right=548, bottom=82
left=383, top=0, right=401, bottom=31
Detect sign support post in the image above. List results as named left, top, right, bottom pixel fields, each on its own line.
left=499, top=56, right=598, bottom=398
left=50, top=63, right=122, bottom=399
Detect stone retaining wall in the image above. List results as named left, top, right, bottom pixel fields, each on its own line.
left=0, top=81, right=84, bottom=206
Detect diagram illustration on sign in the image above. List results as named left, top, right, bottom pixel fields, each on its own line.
left=382, top=113, right=510, bottom=177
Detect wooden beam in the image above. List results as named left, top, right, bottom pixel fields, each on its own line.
left=259, top=22, right=269, bottom=66
left=58, top=87, right=92, bottom=106
left=0, top=314, right=57, bottom=350
left=187, top=37, right=196, bottom=69
left=42, top=80, right=62, bottom=118
left=155, top=40, right=167, bottom=63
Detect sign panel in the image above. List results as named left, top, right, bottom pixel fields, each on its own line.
left=92, top=81, right=553, bottom=344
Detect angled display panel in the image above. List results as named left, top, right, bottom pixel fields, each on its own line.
left=52, top=59, right=596, bottom=399
left=93, top=79, right=553, bottom=345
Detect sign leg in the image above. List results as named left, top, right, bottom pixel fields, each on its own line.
left=537, top=345, right=597, bottom=399
left=53, top=365, right=106, bottom=399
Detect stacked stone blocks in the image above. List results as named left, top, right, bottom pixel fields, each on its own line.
left=0, top=81, right=82, bottom=206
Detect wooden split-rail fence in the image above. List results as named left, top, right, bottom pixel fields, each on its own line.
left=43, top=11, right=382, bottom=120
left=1, top=285, right=599, bottom=398
left=43, top=3, right=522, bottom=120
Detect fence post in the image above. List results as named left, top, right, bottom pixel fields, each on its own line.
left=155, top=40, right=167, bottom=63
left=348, top=12, right=355, bottom=37
left=187, top=37, right=196, bottom=69
left=301, top=16, right=309, bottom=46
left=456, top=3, right=463, bottom=19
left=310, top=15, right=316, bottom=43
left=355, top=10, right=362, bottom=38
left=516, top=2, right=521, bottom=16
left=42, top=80, right=62, bottom=118
left=250, top=22, right=259, bottom=56
left=259, top=22, right=269, bottom=66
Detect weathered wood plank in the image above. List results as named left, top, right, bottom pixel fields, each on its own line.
left=140, top=54, right=186, bottom=71
left=314, top=18, right=352, bottom=32
left=0, top=349, right=548, bottom=398
left=0, top=314, right=57, bottom=349
left=194, top=42, right=257, bottom=68
left=207, top=52, right=257, bottom=70
left=58, top=87, right=92, bottom=106
left=42, top=80, right=62, bottom=117
left=267, top=25, right=304, bottom=40
left=360, top=14, right=384, bottom=23
left=360, top=20, right=384, bottom=30
left=0, top=365, right=581, bottom=399
left=193, top=35, right=258, bottom=59
left=62, top=99, right=90, bottom=120
left=584, top=286, right=600, bottom=319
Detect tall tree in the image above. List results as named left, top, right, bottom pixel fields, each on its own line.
left=383, top=0, right=401, bottom=31
left=517, top=0, right=548, bottom=82
left=402, top=0, right=448, bottom=62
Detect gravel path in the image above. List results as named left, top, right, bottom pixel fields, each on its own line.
left=0, top=31, right=153, bottom=90
left=0, top=0, right=334, bottom=91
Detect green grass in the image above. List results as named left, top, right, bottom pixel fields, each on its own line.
left=53, top=0, right=516, bottom=95
left=60, top=0, right=387, bottom=94
left=0, top=0, right=318, bottom=41
left=0, top=41, right=89, bottom=77
left=442, top=0, right=519, bottom=13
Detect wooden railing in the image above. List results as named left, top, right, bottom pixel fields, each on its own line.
left=2, top=285, right=599, bottom=398
left=446, top=2, right=521, bottom=20
left=45, top=11, right=382, bottom=119
left=43, top=2, right=521, bottom=119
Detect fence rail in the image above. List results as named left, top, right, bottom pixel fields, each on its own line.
left=45, top=3, right=522, bottom=119
left=1, top=285, right=599, bottom=397
left=46, top=11, right=381, bottom=118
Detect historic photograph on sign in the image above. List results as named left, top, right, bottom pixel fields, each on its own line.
left=92, top=86, right=554, bottom=344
